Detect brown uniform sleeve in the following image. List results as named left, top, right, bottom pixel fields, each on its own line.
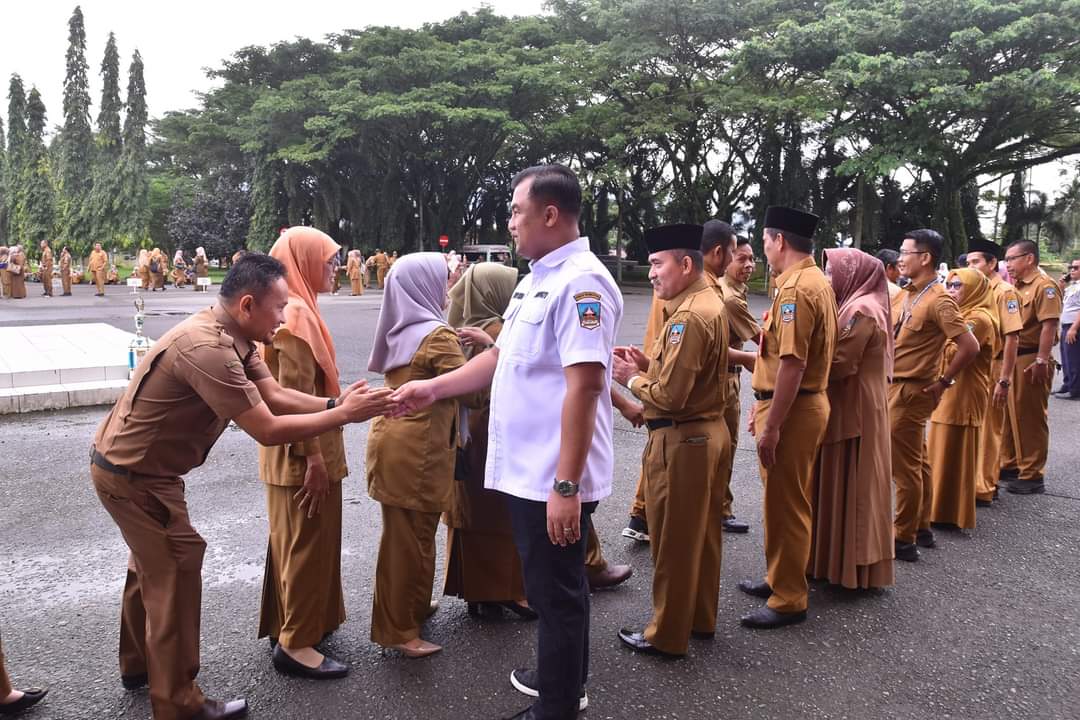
left=725, top=293, right=761, bottom=344
left=931, top=292, right=970, bottom=340
left=631, top=311, right=711, bottom=413
left=998, top=286, right=1023, bottom=336
left=829, top=313, right=874, bottom=382
left=273, top=331, right=323, bottom=457
left=244, top=343, right=273, bottom=382
left=642, top=294, right=665, bottom=355
left=425, top=328, right=486, bottom=409
left=174, top=343, right=263, bottom=420
left=774, top=286, right=814, bottom=361
left=1033, top=279, right=1063, bottom=323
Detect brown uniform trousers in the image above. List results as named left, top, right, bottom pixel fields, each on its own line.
left=631, top=277, right=729, bottom=654
left=976, top=357, right=1008, bottom=502
left=92, top=465, right=207, bottom=719
left=89, top=249, right=108, bottom=294
left=751, top=256, right=837, bottom=614
left=720, top=374, right=742, bottom=515
left=888, top=381, right=936, bottom=543
left=1001, top=272, right=1061, bottom=482
left=0, top=631, right=12, bottom=698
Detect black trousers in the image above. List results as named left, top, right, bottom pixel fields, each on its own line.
left=506, top=495, right=598, bottom=720
left=1061, top=326, right=1080, bottom=397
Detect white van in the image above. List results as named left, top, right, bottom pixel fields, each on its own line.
left=462, top=244, right=514, bottom=266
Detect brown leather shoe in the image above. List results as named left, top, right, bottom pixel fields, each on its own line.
left=192, top=698, right=248, bottom=720
left=588, top=563, right=632, bottom=590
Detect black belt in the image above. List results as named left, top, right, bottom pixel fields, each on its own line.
left=91, top=448, right=129, bottom=476
left=889, top=377, right=930, bottom=384
left=752, top=389, right=821, bottom=401
left=1017, top=347, right=1039, bottom=356
left=727, top=365, right=741, bottom=374
left=645, top=417, right=710, bottom=431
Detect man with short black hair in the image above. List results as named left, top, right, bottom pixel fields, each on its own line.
left=738, top=206, right=837, bottom=629
left=889, top=229, right=978, bottom=560
left=966, top=239, right=1023, bottom=505
left=876, top=249, right=902, bottom=301
left=92, top=253, right=396, bottom=720
left=612, top=222, right=731, bottom=655
left=999, top=240, right=1062, bottom=494
left=393, top=164, right=622, bottom=720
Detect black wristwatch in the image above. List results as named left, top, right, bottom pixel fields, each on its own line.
left=553, top=479, right=580, bottom=497
left=997, top=379, right=1011, bottom=389
left=326, top=397, right=336, bottom=410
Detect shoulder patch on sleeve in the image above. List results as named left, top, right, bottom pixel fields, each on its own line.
left=1007, top=298, right=1019, bottom=313
left=780, top=302, right=796, bottom=324
left=574, top=291, right=601, bottom=330
left=668, top=322, right=686, bottom=344
left=1046, top=286, right=1057, bottom=299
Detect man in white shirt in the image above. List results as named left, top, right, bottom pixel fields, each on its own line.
left=393, top=164, right=622, bottom=720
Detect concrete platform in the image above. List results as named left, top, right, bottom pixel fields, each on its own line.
left=0, top=323, right=148, bottom=414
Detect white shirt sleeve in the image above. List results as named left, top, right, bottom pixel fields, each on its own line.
left=552, top=271, right=618, bottom=368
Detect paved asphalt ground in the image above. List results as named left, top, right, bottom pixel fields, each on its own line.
left=1, top=281, right=1078, bottom=720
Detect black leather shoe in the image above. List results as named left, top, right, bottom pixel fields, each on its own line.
left=272, top=645, right=349, bottom=680
left=121, top=672, right=148, bottom=690
left=0, top=688, right=48, bottom=715
left=588, top=563, right=633, bottom=590
left=192, top=698, right=248, bottom=720
left=894, top=540, right=919, bottom=562
left=722, top=516, right=750, bottom=533
left=1006, top=478, right=1045, bottom=495
left=740, top=607, right=807, bottom=629
left=737, top=579, right=772, bottom=599
left=498, top=601, right=539, bottom=620
left=916, top=528, right=936, bottom=548
left=617, top=628, right=681, bottom=657
left=504, top=707, right=537, bottom=720
left=975, top=499, right=993, bottom=508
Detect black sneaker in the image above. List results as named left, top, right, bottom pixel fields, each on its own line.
left=916, top=528, right=936, bottom=548
left=621, top=515, right=650, bottom=543
left=1006, top=477, right=1046, bottom=495
left=722, top=516, right=750, bottom=533
left=895, top=540, right=920, bottom=562
left=510, top=669, right=587, bottom=710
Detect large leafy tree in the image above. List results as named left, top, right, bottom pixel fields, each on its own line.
left=117, top=50, right=149, bottom=246
left=58, top=6, right=95, bottom=255
left=5, top=76, right=27, bottom=246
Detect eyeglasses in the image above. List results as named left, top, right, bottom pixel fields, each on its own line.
left=1070, top=265, right=1080, bottom=271
left=1003, top=252, right=1032, bottom=262
left=898, top=250, right=928, bottom=257
left=946, top=280, right=964, bottom=289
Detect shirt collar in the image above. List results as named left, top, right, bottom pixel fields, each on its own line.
left=529, top=237, right=590, bottom=278
left=1014, top=268, right=1041, bottom=286
left=904, top=273, right=938, bottom=293
left=775, top=255, right=816, bottom=288
left=212, top=304, right=256, bottom=360
left=663, top=276, right=709, bottom=318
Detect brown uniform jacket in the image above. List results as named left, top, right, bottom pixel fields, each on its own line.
left=366, top=327, right=484, bottom=513
left=718, top=274, right=761, bottom=347
left=890, top=277, right=968, bottom=381
left=825, top=313, right=890, bottom=444
left=989, top=275, right=1023, bottom=352
left=195, top=256, right=209, bottom=277
left=41, top=246, right=53, bottom=271
left=346, top=256, right=361, bottom=280
left=932, top=311, right=996, bottom=426
left=751, top=256, right=838, bottom=393
left=1012, top=271, right=1062, bottom=349
left=88, top=249, right=107, bottom=273
left=259, top=331, right=347, bottom=486
left=60, top=249, right=71, bottom=271
left=93, top=305, right=272, bottom=477
left=630, top=276, right=729, bottom=421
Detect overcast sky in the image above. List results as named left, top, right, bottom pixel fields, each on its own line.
left=1, top=0, right=546, bottom=123
left=2, top=1, right=1072, bottom=202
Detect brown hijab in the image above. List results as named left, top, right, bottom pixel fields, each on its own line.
left=825, top=248, right=893, bottom=371
left=269, top=227, right=342, bottom=397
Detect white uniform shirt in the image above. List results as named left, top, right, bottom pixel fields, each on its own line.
left=485, top=237, right=623, bottom=503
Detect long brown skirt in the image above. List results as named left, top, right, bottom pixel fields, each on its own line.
left=928, top=422, right=978, bottom=529
left=444, top=527, right=525, bottom=603
left=258, top=482, right=345, bottom=648
left=810, top=437, right=894, bottom=590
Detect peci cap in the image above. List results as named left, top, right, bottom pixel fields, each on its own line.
left=644, top=224, right=704, bottom=254
left=763, top=206, right=819, bottom=239
left=967, top=238, right=1004, bottom=260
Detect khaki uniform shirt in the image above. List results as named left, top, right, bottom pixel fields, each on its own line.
left=718, top=274, right=761, bottom=347
left=891, top=277, right=968, bottom=381
left=989, top=274, right=1023, bottom=358
left=1012, top=271, right=1062, bottom=349
left=751, top=256, right=838, bottom=393
left=630, top=276, right=728, bottom=421
left=259, top=331, right=347, bottom=486
left=366, top=327, right=483, bottom=513
left=932, top=310, right=996, bottom=426
left=346, top=256, right=361, bottom=280
left=88, top=249, right=107, bottom=272
left=93, top=305, right=272, bottom=477
left=41, top=246, right=53, bottom=270
left=60, top=250, right=71, bottom=271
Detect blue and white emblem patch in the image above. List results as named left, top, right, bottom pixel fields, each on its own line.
left=1007, top=298, right=1019, bottom=314
left=780, top=303, right=796, bottom=324
left=668, top=323, right=685, bottom=345
left=1046, top=287, right=1057, bottom=299
left=574, top=291, right=601, bottom=329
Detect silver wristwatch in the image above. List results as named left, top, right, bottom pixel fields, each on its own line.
left=553, top=479, right=580, bottom=497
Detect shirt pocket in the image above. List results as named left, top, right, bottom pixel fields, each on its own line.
left=511, top=295, right=549, bottom=357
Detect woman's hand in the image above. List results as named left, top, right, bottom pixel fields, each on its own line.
left=295, top=454, right=330, bottom=518
left=457, top=327, right=494, bottom=350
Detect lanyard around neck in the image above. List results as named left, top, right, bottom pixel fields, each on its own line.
left=895, top=276, right=940, bottom=339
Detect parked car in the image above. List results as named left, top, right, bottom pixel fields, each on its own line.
left=462, top=244, right=514, bottom=266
